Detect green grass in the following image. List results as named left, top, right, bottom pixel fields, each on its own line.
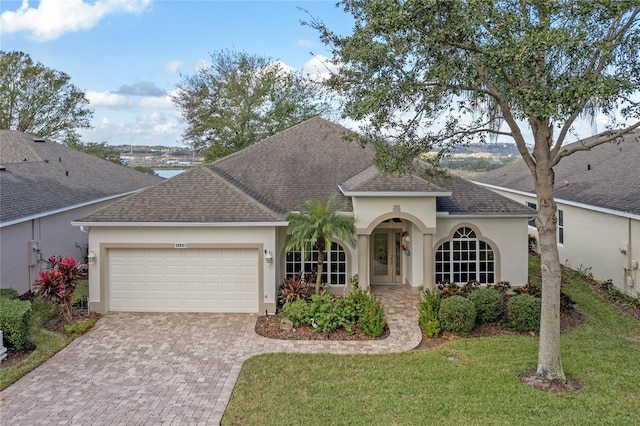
left=0, top=280, right=92, bottom=391
left=222, top=257, right=640, bottom=425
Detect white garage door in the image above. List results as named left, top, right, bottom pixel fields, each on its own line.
left=108, top=248, right=259, bottom=313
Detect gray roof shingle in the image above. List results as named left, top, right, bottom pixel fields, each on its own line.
left=76, top=117, right=533, bottom=223
left=0, top=130, right=161, bottom=224
left=474, top=131, right=640, bottom=216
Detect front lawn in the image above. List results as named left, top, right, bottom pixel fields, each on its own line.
left=222, top=258, right=640, bottom=425
left=0, top=280, right=97, bottom=391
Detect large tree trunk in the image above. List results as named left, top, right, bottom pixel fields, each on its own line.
left=531, top=122, right=566, bottom=383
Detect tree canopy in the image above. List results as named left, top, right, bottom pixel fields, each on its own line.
left=171, top=49, right=328, bottom=162
left=310, top=0, right=639, bottom=383
left=0, top=51, right=93, bottom=144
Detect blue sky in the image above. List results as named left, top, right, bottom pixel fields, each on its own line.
left=2, top=1, right=634, bottom=148
left=1, top=0, right=353, bottom=146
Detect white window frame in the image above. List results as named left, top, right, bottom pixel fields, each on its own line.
left=435, top=227, right=495, bottom=284
left=285, top=242, right=347, bottom=286
left=558, top=209, right=564, bottom=245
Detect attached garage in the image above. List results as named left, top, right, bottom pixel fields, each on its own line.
left=108, top=247, right=259, bottom=313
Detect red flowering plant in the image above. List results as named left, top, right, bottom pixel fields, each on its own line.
left=34, top=256, right=88, bottom=324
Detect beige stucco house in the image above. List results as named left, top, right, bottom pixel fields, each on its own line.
left=475, top=130, right=640, bottom=297
left=74, top=118, right=533, bottom=314
left=0, top=130, right=161, bottom=294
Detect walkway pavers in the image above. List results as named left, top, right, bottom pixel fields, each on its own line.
left=0, top=285, right=421, bottom=425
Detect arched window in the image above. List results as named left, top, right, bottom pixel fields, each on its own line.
left=435, top=227, right=495, bottom=284
left=285, top=242, right=347, bottom=285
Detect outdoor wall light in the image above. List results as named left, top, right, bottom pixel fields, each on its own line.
left=87, top=249, right=97, bottom=264
left=265, top=250, right=273, bottom=264
left=619, top=247, right=627, bottom=255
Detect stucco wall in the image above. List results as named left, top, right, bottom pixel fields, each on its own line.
left=352, top=196, right=437, bottom=231
left=1, top=200, right=123, bottom=294
left=434, top=217, right=530, bottom=286
left=481, top=187, right=640, bottom=296
left=87, top=226, right=278, bottom=312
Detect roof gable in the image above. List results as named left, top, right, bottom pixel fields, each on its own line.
left=76, top=117, right=535, bottom=224
left=80, top=167, right=283, bottom=223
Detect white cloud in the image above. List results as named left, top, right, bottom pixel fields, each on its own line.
left=302, top=55, right=340, bottom=82
left=138, top=95, right=173, bottom=109
left=297, top=39, right=313, bottom=48
left=86, top=91, right=130, bottom=108
left=165, top=60, right=182, bottom=74
left=1, top=0, right=152, bottom=41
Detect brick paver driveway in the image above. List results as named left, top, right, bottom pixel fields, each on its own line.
left=0, top=286, right=420, bottom=425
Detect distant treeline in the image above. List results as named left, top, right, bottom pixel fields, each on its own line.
left=440, top=156, right=517, bottom=172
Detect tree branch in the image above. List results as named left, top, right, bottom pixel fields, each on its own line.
left=551, top=120, right=640, bottom=167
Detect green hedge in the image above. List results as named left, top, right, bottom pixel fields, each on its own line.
left=468, top=288, right=503, bottom=324
left=0, top=298, right=32, bottom=351
left=507, top=294, right=541, bottom=332
left=438, top=295, right=476, bottom=335
left=0, top=288, right=19, bottom=300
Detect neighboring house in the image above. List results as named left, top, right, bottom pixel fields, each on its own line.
left=0, top=130, right=161, bottom=294
left=74, top=117, right=534, bottom=314
left=474, top=130, right=640, bottom=297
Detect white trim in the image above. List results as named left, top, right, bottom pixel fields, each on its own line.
left=473, top=181, right=640, bottom=221
left=71, top=221, right=289, bottom=228
left=0, top=190, right=143, bottom=228
left=436, top=212, right=532, bottom=218
left=342, top=191, right=452, bottom=197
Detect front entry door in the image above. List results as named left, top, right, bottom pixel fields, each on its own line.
left=371, top=230, right=403, bottom=284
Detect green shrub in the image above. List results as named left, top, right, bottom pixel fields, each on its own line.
left=358, top=295, right=386, bottom=337
left=507, top=294, right=541, bottom=332
left=281, top=299, right=311, bottom=327
left=0, top=298, right=32, bottom=351
left=0, top=288, right=19, bottom=300
left=418, top=288, right=441, bottom=337
left=468, top=288, right=503, bottom=324
left=460, top=281, right=480, bottom=297
left=65, top=317, right=97, bottom=334
left=347, top=289, right=371, bottom=316
left=438, top=295, right=476, bottom=335
left=308, top=294, right=356, bottom=333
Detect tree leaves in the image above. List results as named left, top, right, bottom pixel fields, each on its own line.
left=171, top=50, right=328, bottom=162
left=0, top=51, right=93, bottom=143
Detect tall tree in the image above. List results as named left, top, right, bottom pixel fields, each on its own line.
left=171, top=49, right=327, bottom=162
left=310, top=1, right=640, bottom=383
left=286, top=197, right=356, bottom=294
left=0, top=51, right=93, bottom=143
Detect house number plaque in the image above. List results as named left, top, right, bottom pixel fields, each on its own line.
left=174, top=243, right=188, bottom=249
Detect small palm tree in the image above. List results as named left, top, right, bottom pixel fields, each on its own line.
left=286, top=196, right=356, bottom=294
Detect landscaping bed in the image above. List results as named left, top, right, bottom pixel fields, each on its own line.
left=255, top=314, right=389, bottom=340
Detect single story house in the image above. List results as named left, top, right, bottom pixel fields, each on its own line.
left=474, top=130, right=640, bottom=297
left=0, top=130, right=161, bottom=294
left=75, top=117, right=534, bottom=314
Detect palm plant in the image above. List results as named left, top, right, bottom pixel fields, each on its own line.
left=286, top=196, right=356, bottom=294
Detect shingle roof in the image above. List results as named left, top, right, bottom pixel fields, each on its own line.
left=76, top=117, right=533, bottom=223
left=435, top=174, right=534, bottom=215
left=474, top=131, right=640, bottom=216
left=341, top=164, right=448, bottom=193
left=0, top=130, right=161, bottom=224
left=80, top=167, right=283, bottom=223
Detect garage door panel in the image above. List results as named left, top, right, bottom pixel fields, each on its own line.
left=108, top=248, right=259, bottom=313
